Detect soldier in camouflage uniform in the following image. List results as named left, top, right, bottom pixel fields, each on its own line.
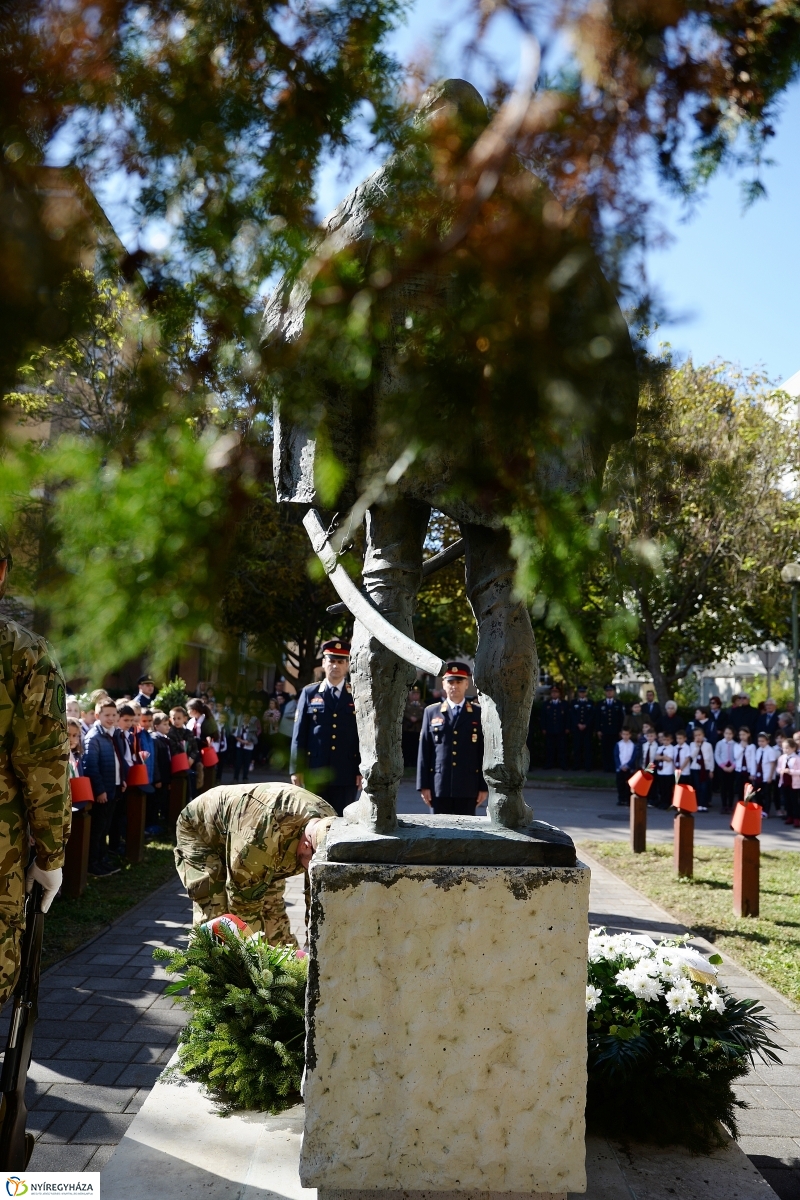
left=174, top=782, right=336, bottom=945
left=0, top=526, right=71, bottom=1009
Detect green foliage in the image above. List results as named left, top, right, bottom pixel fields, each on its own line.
left=586, top=931, right=782, bottom=1151
left=155, top=924, right=307, bottom=1113
left=153, top=677, right=189, bottom=711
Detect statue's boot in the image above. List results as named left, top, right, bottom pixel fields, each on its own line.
left=462, top=521, right=536, bottom=829
left=346, top=498, right=429, bottom=833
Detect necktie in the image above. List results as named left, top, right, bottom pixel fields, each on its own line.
left=452, top=705, right=461, bottom=719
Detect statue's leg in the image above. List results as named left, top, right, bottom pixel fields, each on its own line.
left=462, top=523, right=536, bottom=828
left=346, top=498, right=429, bottom=833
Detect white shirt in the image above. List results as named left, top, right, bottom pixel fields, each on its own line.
left=320, top=680, right=343, bottom=701
left=617, top=739, right=635, bottom=769
left=447, top=699, right=464, bottom=719
left=778, top=752, right=800, bottom=789
left=754, top=744, right=779, bottom=783
left=734, top=742, right=754, bottom=772
left=641, top=740, right=659, bottom=769
left=688, top=740, right=714, bottom=773
left=656, top=744, right=676, bottom=775
left=715, top=738, right=737, bottom=768
left=675, top=743, right=693, bottom=777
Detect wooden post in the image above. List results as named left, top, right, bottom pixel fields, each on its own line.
left=630, top=792, right=647, bottom=853
left=733, top=833, right=760, bottom=917
left=169, top=774, right=188, bottom=832
left=126, top=787, right=146, bottom=865
left=673, top=810, right=694, bottom=878
left=63, top=805, right=92, bottom=899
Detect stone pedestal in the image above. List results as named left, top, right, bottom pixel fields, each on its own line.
left=301, top=817, right=589, bottom=1198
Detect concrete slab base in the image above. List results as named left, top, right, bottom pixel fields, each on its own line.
left=101, top=1067, right=779, bottom=1200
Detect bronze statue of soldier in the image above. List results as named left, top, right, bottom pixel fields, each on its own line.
left=265, top=79, right=638, bottom=837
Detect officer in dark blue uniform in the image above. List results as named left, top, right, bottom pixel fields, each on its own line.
left=417, top=662, right=488, bottom=816
left=541, top=685, right=568, bottom=769
left=597, top=682, right=625, bottom=772
left=290, top=639, right=361, bottom=816
left=570, top=685, right=595, bottom=771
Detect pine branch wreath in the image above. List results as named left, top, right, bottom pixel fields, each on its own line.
left=154, top=924, right=307, bottom=1112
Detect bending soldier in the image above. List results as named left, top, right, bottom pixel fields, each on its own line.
left=174, top=782, right=336, bottom=946
left=0, top=527, right=70, bottom=1009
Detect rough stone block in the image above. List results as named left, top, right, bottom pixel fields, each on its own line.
left=301, top=861, right=589, bottom=1195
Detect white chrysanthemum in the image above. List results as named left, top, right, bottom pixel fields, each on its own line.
left=664, top=979, right=700, bottom=1013
left=586, top=985, right=603, bottom=1012
left=705, top=987, right=726, bottom=1014
left=654, top=955, right=685, bottom=984
left=630, top=972, right=663, bottom=1001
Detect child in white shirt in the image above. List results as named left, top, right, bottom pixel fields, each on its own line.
left=734, top=727, right=753, bottom=804
left=714, top=726, right=737, bottom=814
left=777, top=738, right=800, bottom=827
left=655, top=731, right=676, bottom=809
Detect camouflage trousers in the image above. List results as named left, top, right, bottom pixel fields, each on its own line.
left=174, top=827, right=296, bottom=946
left=0, top=796, right=28, bottom=1009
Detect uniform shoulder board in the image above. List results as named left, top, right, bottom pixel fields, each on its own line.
left=466, top=702, right=472, bottom=712
left=440, top=701, right=448, bottom=713
left=346, top=683, right=352, bottom=692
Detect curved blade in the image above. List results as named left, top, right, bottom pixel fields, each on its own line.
left=303, top=508, right=446, bottom=677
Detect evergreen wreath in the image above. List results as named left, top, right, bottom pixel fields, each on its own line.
left=154, top=924, right=307, bottom=1112
left=586, top=930, right=782, bottom=1152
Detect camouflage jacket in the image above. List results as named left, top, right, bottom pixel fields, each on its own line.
left=181, top=783, right=336, bottom=883
left=0, top=619, right=71, bottom=870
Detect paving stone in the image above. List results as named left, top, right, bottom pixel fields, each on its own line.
left=56, top=1039, right=141, bottom=1062
left=738, top=1135, right=800, bottom=1166
left=772, top=1088, right=800, bottom=1110
left=90, top=1004, right=147, bottom=1023
left=754, top=1164, right=800, bottom=1200
left=113, top=965, right=150, bottom=979
left=81, top=975, right=158, bottom=991
left=755, top=1066, right=800, bottom=1087
left=28, top=1037, right=68, bottom=1058
left=26, top=1109, right=56, bottom=1139
left=35, top=1019, right=109, bottom=1041
left=37, top=1002, right=80, bottom=1021
left=62, top=1004, right=101, bottom=1022
left=119, top=1022, right=179, bottom=1044
left=124, top=1088, right=150, bottom=1114
left=86, top=1061, right=127, bottom=1086
left=42, top=974, right=90, bottom=988
left=86, top=1144, right=117, bottom=1169
left=744, top=1085, right=793, bottom=1110
left=737, top=1108, right=800, bottom=1136
left=29, top=1059, right=100, bottom=1084
left=131, top=1044, right=172, bottom=1064
left=114, top=1062, right=165, bottom=1088
left=27, top=1141, right=97, bottom=1170
left=31, top=1083, right=136, bottom=1112
left=38, top=988, right=92, bottom=1005
left=72, top=1112, right=136, bottom=1143
left=38, top=1110, right=90, bottom=1143
left=85, top=954, right=137, bottom=966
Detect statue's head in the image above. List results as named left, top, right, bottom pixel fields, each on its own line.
left=415, top=78, right=488, bottom=154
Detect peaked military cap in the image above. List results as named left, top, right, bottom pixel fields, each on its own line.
left=443, top=661, right=471, bottom=679
left=604, top=682, right=616, bottom=690
left=137, top=674, right=156, bottom=686
left=321, top=638, right=350, bottom=658
left=577, top=684, right=588, bottom=692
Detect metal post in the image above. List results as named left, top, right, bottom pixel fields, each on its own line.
left=794, top=583, right=799, bottom=713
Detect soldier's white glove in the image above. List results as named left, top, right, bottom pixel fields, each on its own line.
left=26, top=862, right=63, bottom=913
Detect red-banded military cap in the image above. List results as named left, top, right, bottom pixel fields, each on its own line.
left=443, top=661, right=471, bottom=679
left=321, top=639, right=351, bottom=658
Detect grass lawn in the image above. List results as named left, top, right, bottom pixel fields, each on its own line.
left=581, top=840, right=800, bottom=1008
left=43, top=840, right=176, bottom=972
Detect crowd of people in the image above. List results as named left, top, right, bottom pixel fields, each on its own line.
left=65, top=673, right=300, bottom=876
left=539, top=683, right=800, bottom=824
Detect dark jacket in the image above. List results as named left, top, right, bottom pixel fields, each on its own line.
left=756, top=711, right=780, bottom=743
left=641, top=701, right=662, bottom=729
left=597, top=698, right=625, bottom=738
left=541, top=700, right=569, bottom=736
left=660, top=713, right=683, bottom=738
left=83, top=723, right=128, bottom=799
left=152, top=731, right=172, bottom=789
left=290, top=681, right=360, bottom=787
left=417, top=699, right=487, bottom=799
left=570, top=698, right=594, bottom=733
left=730, top=705, right=759, bottom=737
left=167, top=723, right=199, bottom=764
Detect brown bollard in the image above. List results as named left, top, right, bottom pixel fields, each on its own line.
left=169, top=774, right=188, bottom=832
left=630, top=792, right=647, bottom=853
left=673, top=810, right=694, bottom=878
left=733, top=833, right=760, bottom=917
left=63, top=804, right=92, bottom=898
left=126, top=787, right=147, bottom=864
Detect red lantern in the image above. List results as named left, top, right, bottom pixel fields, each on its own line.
left=127, top=762, right=149, bottom=786
left=731, top=801, right=762, bottom=837
left=200, top=746, right=219, bottom=767
left=70, top=776, right=94, bottom=804
left=629, top=768, right=654, bottom=797
left=170, top=751, right=190, bottom=774
left=672, top=783, right=698, bottom=813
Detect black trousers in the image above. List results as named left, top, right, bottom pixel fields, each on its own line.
left=89, top=785, right=123, bottom=866
left=601, top=735, right=616, bottom=773
left=616, top=769, right=633, bottom=805
left=718, top=771, right=737, bottom=812
left=656, top=774, right=674, bottom=809
left=572, top=730, right=593, bottom=771
left=319, top=784, right=359, bottom=817
left=432, top=795, right=478, bottom=816
left=544, top=734, right=567, bottom=770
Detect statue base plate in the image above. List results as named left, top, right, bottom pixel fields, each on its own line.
left=323, top=814, right=576, bottom=867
